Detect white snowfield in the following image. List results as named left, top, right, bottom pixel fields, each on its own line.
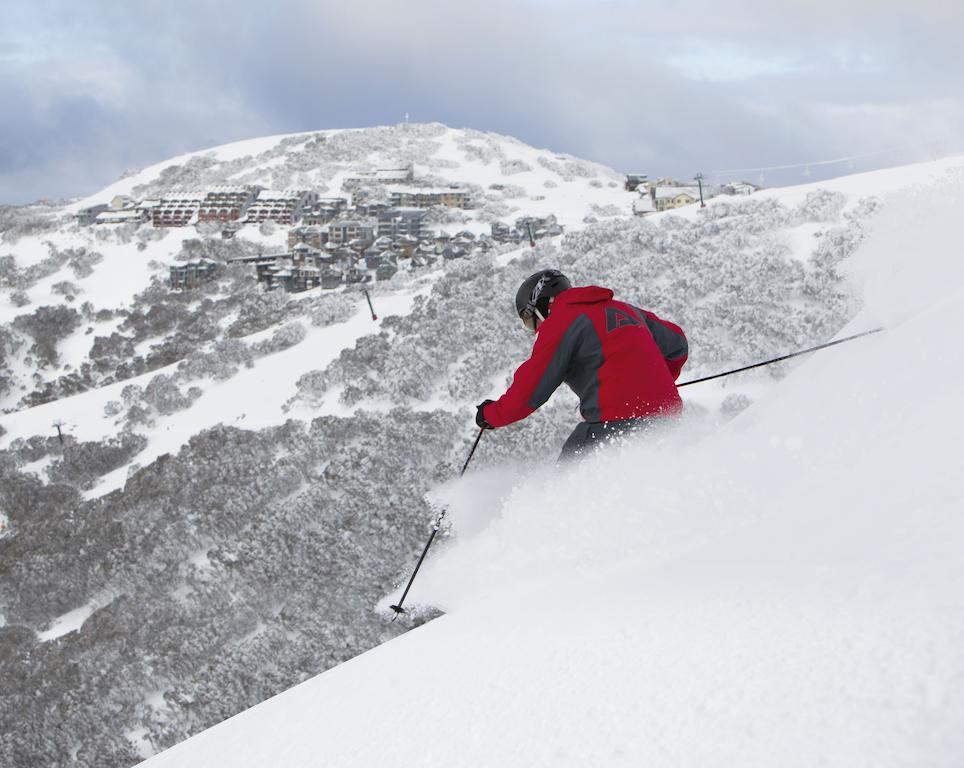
left=138, top=177, right=964, bottom=765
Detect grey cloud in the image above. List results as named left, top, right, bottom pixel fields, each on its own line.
left=1, top=0, right=962, bottom=203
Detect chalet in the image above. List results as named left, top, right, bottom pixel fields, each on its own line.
left=344, top=266, right=371, bottom=284
left=490, top=221, right=519, bottom=243
left=301, top=197, right=348, bottom=225
left=343, top=166, right=414, bottom=190
left=253, top=257, right=278, bottom=283
left=376, top=208, right=429, bottom=240
left=137, top=199, right=161, bottom=218
left=170, top=259, right=218, bottom=290
left=332, top=245, right=358, bottom=264
left=320, top=267, right=343, bottom=289
left=353, top=201, right=392, bottom=217
left=395, top=234, right=419, bottom=257
left=290, top=242, right=324, bottom=267
left=364, top=247, right=384, bottom=270
left=197, top=185, right=259, bottom=223
left=411, top=253, right=437, bottom=269
left=514, top=214, right=563, bottom=240
left=416, top=241, right=438, bottom=258
left=245, top=190, right=317, bottom=225
left=652, top=187, right=700, bottom=212
left=75, top=204, right=109, bottom=226
left=328, top=219, right=376, bottom=246
left=624, top=173, right=648, bottom=192
left=722, top=181, right=759, bottom=196
left=227, top=252, right=269, bottom=265
left=288, top=225, right=328, bottom=249
left=387, top=187, right=469, bottom=209
left=633, top=196, right=656, bottom=217
left=375, top=259, right=399, bottom=281
left=110, top=195, right=137, bottom=210
left=265, top=262, right=321, bottom=293
left=91, top=194, right=150, bottom=225
left=95, top=208, right=149, bottom=225
left=153, top=192, right=204, bottom=227
left=476, top=234, right=497, bottom=251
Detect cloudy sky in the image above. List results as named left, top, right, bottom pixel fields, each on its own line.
left=2, top=0, right=962, bottom=204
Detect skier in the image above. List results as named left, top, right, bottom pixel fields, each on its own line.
left=475, top=269, right=688, bottom=460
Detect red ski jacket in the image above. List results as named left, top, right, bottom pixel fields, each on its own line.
left=483, top=286, right=687, bottom=428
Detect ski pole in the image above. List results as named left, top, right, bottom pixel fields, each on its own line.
left=363, top=289, right=377, bottom=321
left=678, top=327, right=884, bottom=388
left=390, top=428, right=485, bottom=619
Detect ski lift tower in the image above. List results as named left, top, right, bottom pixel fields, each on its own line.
left=694, top=173, right=706, bottom=208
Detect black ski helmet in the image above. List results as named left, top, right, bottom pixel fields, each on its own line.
left=516, top=269, right=571, bottom=331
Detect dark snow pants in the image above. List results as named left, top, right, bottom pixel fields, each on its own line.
left=558, top=418, right=650, bottom=462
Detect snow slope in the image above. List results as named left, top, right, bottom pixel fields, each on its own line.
left=139, top=173, right=964, bottom=766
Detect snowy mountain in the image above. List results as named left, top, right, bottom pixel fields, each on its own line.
left=138, top=160, right=964, bottom=767
left=1, top=123, right=962, bottom=766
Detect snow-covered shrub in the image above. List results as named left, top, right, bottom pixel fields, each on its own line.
left=142, top=373, right=194, bottom=415
left=120, top=383, right=143, bottom=405
left=478, top=201, right=515, bottom=221
left=796, top=189, right=846, bottom=223
left=136, top=226, right=168, bottom=246
left=0, top=246, right=71, bottom=290
left=51, top=280, right=81, bottom=299
left=6, top=434, right=60, bottom=463
left=89, top=333, right=137, bottom=373
left=227, top=289, right=288, bottom=338
left=500, top=159, right=531, bottom=175
left=496, top=184, right=527, bottom=200
left=131, top=154, right=219, bottom=198
left=124, top=403, right=154, bottom=427
left=458, top=141, right=498, bottom=165
left=9, top=290, right=30, bottom=307
left=588, top=204, right=623, bottom=218
left=176, top=338, right=254, bottom=382
left=425, top=157, right=460, bottom=169
left=67, top=248, right=103, bottom=279
left=537, top=155, right=598, bottom=181
left=0, top=204, right=59, bottom=242
left=104, top=400, right=123, bottom=417
left=252, top=322, right=306, bottom=357
left=309, top=294, right=354, bottom=327
left=12, top=304, right=82, bottom=367
left=47, top=433, right=148, bottom=488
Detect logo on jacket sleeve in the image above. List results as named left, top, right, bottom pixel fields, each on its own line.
left=606, top=306, right=641, bottom=333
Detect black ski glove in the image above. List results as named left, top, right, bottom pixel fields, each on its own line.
left=475, top=400, right=495, bottom=430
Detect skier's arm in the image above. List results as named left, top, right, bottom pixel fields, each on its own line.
left=483, top=316, right=578, bottom=428
left=635, top=307, right=688, bottom=381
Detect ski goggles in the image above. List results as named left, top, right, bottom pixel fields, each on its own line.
left=520, top=306, right=538, bottom=332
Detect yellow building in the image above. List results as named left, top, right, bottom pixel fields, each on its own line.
left=652, top=187, right=700, bottom=212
